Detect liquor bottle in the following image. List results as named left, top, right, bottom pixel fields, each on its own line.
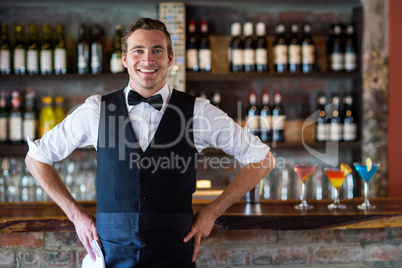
left=255, top=22, right=268, bottom=72
left=14, top=25, right=26, bottom=75
left=38, top=96, right=56, bottom=138
left=186, top=20, right=198, bottom=72
left=27, top=24, right=40, bottom=75
left=343, top=25, right=357, bottom=72
left=273, top=23, right=288, bottom=73
left=0, top=91, right=9, bottom=143
left=328, top=94, right=342, bottom=141
left=246, top=91, right=260, bottom=137
left=342, top=94, right=357, bottom=141
left=315, top=94, right=328, bottom=142
left=259, top=91, right=272, bottom=143
left=91, top=24, right=103, bottom=74
left=272, top=91, right=286, bottom=142
left=198, top=20, right=211, bottom=72
left=54, top=24, right=67, bottom=75
left=329, top=25, right=343, bottom=72
left=229, top=22, right=244, bottom=72
left=288, top=23, right=301, bottom=73
left=9, top=91, right=23, bottom=144
left=243, top=22, right=256, bottom=73
left=301, top=23, right=315, bottom=73
left=23, top=88, right=37, bottom=141
left=0, top=23, right=11, bottom=75
left=110, top=25, right=124, bottom=74
left=54, top=96, right=67, bottom=125
left=40, top=24, right=53, bottom=75
left=77, top=24, right=90, bottom=74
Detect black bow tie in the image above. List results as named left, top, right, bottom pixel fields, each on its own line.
left=127, top=90, right=163, bottom=111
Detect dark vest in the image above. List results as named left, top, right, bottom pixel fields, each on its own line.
left=96, top=89, right=198, bottom=213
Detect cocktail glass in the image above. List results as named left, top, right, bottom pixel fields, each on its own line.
left=293, top=163, right=317, bottom=210
left=354, top=162, right=379, bottom=209
left=325, top=165, right=350, bottom=209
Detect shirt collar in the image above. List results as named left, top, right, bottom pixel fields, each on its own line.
left=124, top=83, right=171, bottom=112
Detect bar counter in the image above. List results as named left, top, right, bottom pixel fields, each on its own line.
left=1, top=198, right=402, bottom=233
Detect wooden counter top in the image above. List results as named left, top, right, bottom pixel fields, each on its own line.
left=1, top=198, right=402, bottom=233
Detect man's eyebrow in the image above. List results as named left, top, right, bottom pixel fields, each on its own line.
left=130, top=45, right=166, bottom=51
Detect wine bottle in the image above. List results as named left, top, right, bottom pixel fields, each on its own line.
left=110, top=25, right=125, bottom=74
left=328, top=94, right=342, bottom=141
left=27, top=24, right=40, bottom=75
left=229, top=22, right=244, bottom=72
left=23, top=88, right=37, bottom=141
left=0, top=91, right=9, bottom=143
left=14, top=25, right=26, bottom=75
left=77, top=24, right=90, bottom=74
left=272, top=91, right=286, bottom=142
left=9, top=91, right=23, bottom=144
left=255, top=22, right=268, bottom=72
left=273, top=23, right=288, bottom=73
left=301, top=23, right=315, bottom=73
left=246, top=91, right=260, bottom=137
left=54, top=96, right=67, bottom=125
left=186, top=20, right=198, bottom=72
left=315, top=94, right=328, bottom=142
left=343, top=25, right=357, bottom=72
left=243, top=22, right=256, bottom=73
left=91, top=24, right=103, bottom=74
left=288, top=23, right=301, bottom=73
left=0, top=23, right=11, bottom=75
left=198, top=20, right=211, bottom=72
left=259, top=91, right=272, bottom=143
left=40, top=24, right=53, bottom=75
left=329, top=25, right=343, bottom=72
left=342, top=94, right=357, bottom=141
left=38, top=96, right=56, bottom=138
left=54, top=24, right=67, bottom=75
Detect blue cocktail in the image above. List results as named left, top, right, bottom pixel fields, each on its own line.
left=354, top=160, right=379, bottom=209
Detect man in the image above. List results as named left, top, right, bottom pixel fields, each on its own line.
left=25, top=18, right=275, bottom=267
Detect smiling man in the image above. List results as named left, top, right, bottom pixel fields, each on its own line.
left=25, top=18, right=275, bottom=267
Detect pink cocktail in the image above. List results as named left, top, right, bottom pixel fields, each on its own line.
left=293, top=163, right=317, bottom=210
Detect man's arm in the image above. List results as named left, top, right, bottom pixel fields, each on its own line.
left=25, top=155, right=99, bottom=261
left=184, top=151, right=275, bottom=262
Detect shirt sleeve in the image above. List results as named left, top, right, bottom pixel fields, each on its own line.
left=193, top=97, right=270, bottom=165
left=27, top=95, right=101, bottom=165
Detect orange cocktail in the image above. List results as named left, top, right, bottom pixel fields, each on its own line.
left=324, top=163, right=352, bottom=209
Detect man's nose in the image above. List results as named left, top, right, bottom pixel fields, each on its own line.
left=142, top=51, right=155, bottom=64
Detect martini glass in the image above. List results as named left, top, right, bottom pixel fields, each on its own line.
left=354, top=162, right=379, bottom=209
left=293, top=163, right=317, bottom=210
left=325, top=167, right=348, bottom=209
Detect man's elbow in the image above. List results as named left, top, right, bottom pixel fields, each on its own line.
left=262, top=151, right=275, bottom=177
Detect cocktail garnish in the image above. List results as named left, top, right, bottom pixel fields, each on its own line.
left=340, top=163, right=352, bottom=176
left=366, top=157, right=372, bottom=172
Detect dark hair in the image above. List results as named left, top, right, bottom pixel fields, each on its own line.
left=121, top=17, right=173, bottom=56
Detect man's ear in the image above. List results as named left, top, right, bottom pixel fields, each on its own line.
left=168, top=52, right=174, bottom=67
left=122, top=52, right=128, bottom=68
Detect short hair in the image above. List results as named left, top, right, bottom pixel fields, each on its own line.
left=121, top=17, right=173, bottom=57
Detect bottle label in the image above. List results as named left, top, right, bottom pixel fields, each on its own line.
left=23, top=118, right=36, bottom=140
left=331, top=53, right=343, bottom=71
left=244, top=49, right=255, bottom=65
left=302, top=45, right=315, bottom=64
left=344, top=53, right=356, bottom=71
left=274, top=45, right=288, bottom=64
left=91, top=54, right=101, bottom=69
left=40, top=50, right=53, bottom=72
left=343, top=123, right=357, bottom=141
left=246, top=115, right=260, bottom=131
left=316, top=124, right=328, bottom=141
left=288, top=45, right=301, bottom=64
left=260, top=115, right=272, bottom=131
left=256, top=48, right=268, bottom=65
left=186, top=49, right=198, bottom=69
left=199, top=49, right=211, bottom=71
left=27, top=50, right=39, bottom=72
left=14, top=49, right=25, bottom=70
left=54, top=48, right=67, bottom=71
left=110, top=55, right=125, bottom=73
left=329, top=123, right=342, bottom=141
left=78, top=55, right=87, bottom=69
left=232, top=49, right=244, bottom=65
left=0, top=50, right=11, bottom=71
left=0, top=117, right=7, bottom=141
left=9, top=117, right=22, bottom=141
left=272, top=115, right=286, bottom=130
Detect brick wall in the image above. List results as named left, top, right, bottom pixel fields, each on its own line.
left=1, top=227, right=401, bottom=267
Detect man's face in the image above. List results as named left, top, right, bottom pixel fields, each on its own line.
left=122, top=29, right=173, bottom=94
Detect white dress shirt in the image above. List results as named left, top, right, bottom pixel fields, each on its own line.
left=27, top=83, right=270, bottom=166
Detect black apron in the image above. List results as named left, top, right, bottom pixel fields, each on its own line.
left=96, top=89, right=198, bottom=267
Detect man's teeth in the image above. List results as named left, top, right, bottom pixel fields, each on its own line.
left=140, top=69, right=156, bottom=73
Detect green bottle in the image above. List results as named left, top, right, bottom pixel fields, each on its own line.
left=40, top=24, right=53, bottom=75
left=54, top=24, right=67, bottom=75
left=14, top=25, right=26, bottom=75
left=27, top=24, right=40, bottom=75
left=0, top=23, right=11, bottom=75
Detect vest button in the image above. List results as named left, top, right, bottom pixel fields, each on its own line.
left=140, top=176, right=146, bottom=181
left=140, top=196, right=147, bottom=201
